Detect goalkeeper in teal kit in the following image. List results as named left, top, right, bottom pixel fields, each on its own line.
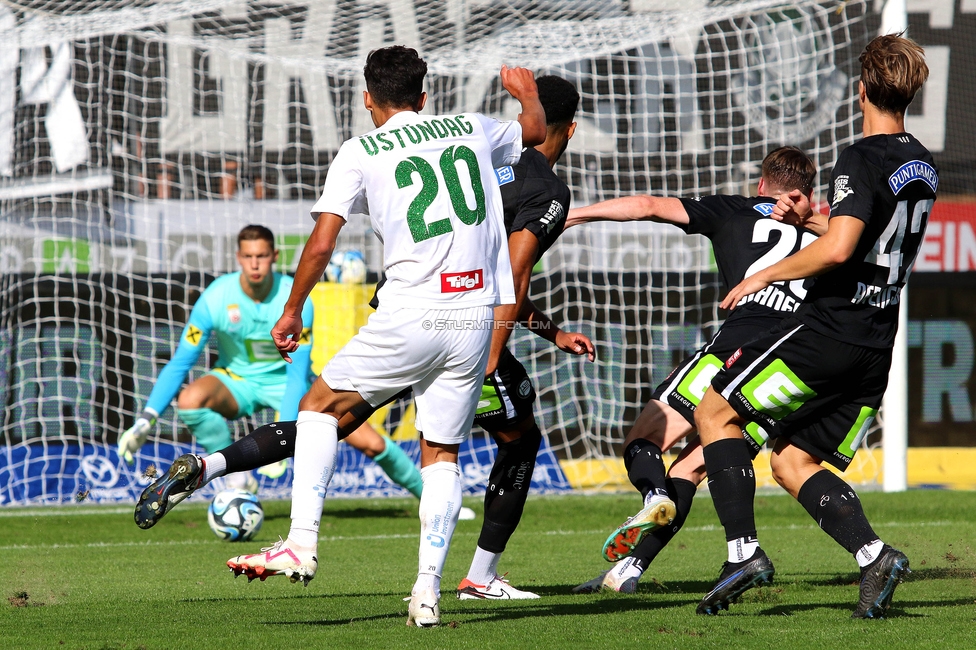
left=119, top=224, right=424, bottom=495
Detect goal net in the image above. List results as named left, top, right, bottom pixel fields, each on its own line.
left=0, top=0, right=874, bottom=505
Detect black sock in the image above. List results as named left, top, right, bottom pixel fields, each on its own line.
left=478, top=426, right=542, bottom=554
left=219, top=420, right=296, bottom=474
left=703, top=438, right=757, bottom=542
left=623, top=439, right=669, bottom=500
left=629, top=477, right=697, bottom=572
left=796, top=469, right=879, bottom=555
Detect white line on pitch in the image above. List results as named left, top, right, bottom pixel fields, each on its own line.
left=0, top=520, right=963, bottom=552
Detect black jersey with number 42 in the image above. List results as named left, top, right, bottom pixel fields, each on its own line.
left=797, top=133, right=937, bottom=349
left=679, top=195, right=818, bottom=325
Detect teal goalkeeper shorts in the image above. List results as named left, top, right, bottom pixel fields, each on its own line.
left=209, top=368, right=286, bottom=418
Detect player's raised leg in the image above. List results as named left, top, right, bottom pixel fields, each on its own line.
left=576, top=441, right=702, bottom=593
left=601, top=400, right=684, bottom=561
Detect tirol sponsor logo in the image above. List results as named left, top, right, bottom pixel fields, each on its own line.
left=741, top=359, right=816, bottom=420
left=441, top=269, right=483, bottom=293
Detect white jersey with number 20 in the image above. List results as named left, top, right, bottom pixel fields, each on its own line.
left=311, top=111, right=519, bottom=310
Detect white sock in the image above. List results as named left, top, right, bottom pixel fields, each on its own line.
left=415, top=461, right=461, bottom=595
left=287, top=411, right=338, bottom=549
left=487, top=552, right=501, bottom=580
left=610, top=556, right=644, bottom=581
left=467, top=546, right=500, bottom=585
left=201, top=452, right=226, bottom=484
left=855, top=539, right=885, bottom=568
left=728, top=536, right=760, bottom=563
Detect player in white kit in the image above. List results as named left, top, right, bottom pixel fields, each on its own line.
left=226, top=45, right=546, bottom=627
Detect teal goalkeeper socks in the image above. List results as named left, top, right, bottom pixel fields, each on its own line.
left=177, top=408, right=232, bottom=454
left=373, top=436, right=423, bottom=499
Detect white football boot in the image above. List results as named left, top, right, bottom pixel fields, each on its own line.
left=227, top=537, right=317, bottom=585
left=457, top=575, right=540, bottom=600
left=407, top=588, right=440, bottom=627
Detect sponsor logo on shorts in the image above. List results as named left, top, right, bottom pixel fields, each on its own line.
left=441, top=269, right=483, bottom=293
left=518, top=378, right=532, bottom=398
left=676, top=354, right=723, bottom=406
left=740, top=359, right=816, bottom=420
left=726, top=348, right=742, bottom=368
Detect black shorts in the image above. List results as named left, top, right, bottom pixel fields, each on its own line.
left=651, top=317, right=780, bottom=429
left=473, top=346, right=535, bottom=433
left=710, top=317, right=890, bottom=470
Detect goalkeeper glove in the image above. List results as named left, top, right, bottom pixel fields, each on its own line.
left=118, top=410, right=157, bottom=465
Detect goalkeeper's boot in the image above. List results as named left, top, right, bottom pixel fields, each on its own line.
left=602, top=494, right=676, bottom=562
left=457, top=575, right=540, bottom=600
left=572, top=558, right=641, bottom=594
left=228, top=537, right=317, bottom=586
left=407, top=588, right=440, bottom=627
left=851, top=545, right=910, bottom=619
left=697, top=548, right=775, bottom=615
left=134, top=454, right=203, bottom=529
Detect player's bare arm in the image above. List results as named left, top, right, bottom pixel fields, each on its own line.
left=772, top=189, right=828, bottom=236
left=721, top=215, right=865, bottom=310
left=272, top=212, right=344, bottom=360
left=520, top=299, right=595, bottom=362
left=485, top=229, right=540, bottom=374
left=500, top=65, right=546, bottom=147
left=564, top=196, right=689, bottom=229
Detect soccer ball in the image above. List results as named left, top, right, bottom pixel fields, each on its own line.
left=325, top=249, right=367, bottom=284
left=207, top=489, right=264, bottom=542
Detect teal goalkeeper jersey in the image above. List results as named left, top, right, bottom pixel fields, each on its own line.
left=144, top=272, right=313, bottom=418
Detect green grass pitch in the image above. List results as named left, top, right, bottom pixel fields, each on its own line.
left=2, top=490, right=974, bottom=649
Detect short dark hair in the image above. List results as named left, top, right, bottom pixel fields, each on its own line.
left=859, top=34, right=928, bottom=115
left=761, top=146, right=817, bottom=194
left=363, top=46, right=427, bottom=108
left=536, top=75, right=580, bottom=127
left=238, top=224, right=275, bottom=248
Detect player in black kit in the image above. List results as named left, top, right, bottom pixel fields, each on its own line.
left=135, top=76, right=596, bottom=600
left=566, top=146, right=822, bottom=593
left=456, top=74, right=595, bottom=600
left=695, top=34, right=934, bottom=618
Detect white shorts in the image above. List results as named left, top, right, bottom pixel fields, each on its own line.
left=322, top=304, right=493, bottom=445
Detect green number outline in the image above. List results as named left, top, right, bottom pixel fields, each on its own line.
left=440, top=145, right=487, bottom=226
left=394, top=145, right=486, bottom=243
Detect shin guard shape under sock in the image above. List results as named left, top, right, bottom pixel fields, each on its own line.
left=797, top=469, right=880, bottom=555
left=703, top=438, right=758, bottom=543
left=478, top=426, right=542, bottom=554
left=623, top=438, right=669, bottom=500
left=219, top=420, right=296, bottom=474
